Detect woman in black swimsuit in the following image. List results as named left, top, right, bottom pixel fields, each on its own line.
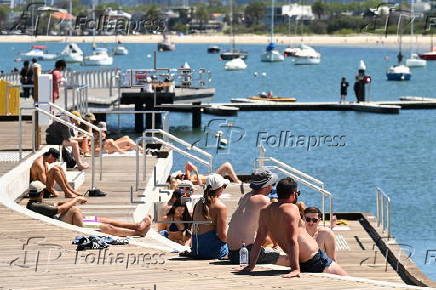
left=159, top=201, right=192, bottom=246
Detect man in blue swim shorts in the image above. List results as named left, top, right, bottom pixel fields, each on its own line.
left=240, top=177, right=348, bottom=278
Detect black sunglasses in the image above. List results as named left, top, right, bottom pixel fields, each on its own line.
left=305, top=217, right=320, bottom=223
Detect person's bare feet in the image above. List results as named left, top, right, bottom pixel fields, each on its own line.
left=136, top=215, right=152, bottom=236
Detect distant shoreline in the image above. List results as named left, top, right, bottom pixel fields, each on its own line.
left=0, top=34, right=432, bottom=48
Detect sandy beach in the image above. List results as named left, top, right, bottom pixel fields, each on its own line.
left=0, top=34, right=433, bottom=47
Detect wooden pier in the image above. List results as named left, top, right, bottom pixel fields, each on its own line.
left=0, top=121, right=435, bottom=289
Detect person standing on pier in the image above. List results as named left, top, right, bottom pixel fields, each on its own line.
left=340, top=77, right=349, bottom=104
left=51, top=60, right=66, bottom=102
left=19, top=60, right=33, bottom=99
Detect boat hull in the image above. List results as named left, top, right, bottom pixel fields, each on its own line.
left=59, top=54, right=83, bottom=63
left=261, top=50, right=284, bottom=62
left=405, top=58, right=426, bottom=67
left=82, top=57, right=113, bottom=66
left=158, top=43, right=175, bottom=51
left=418, top=53, right=436, bottom=60
left=207, top=47, right=220, bottom=54
left=114, top=47, right=128, bottom=55
left=294, top=57, right=320, bottom=65
left=249, top=96, right=297, bottom=102
left=220, top=51, right=248, bottom=60
left=386, top=73, right=411, bottom=81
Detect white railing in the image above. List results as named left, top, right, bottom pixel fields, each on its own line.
left=376, top=187, right=392, bottom=240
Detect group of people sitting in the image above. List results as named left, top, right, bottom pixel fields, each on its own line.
left=45, top=111, right=141, bottom=171
left=159, top=164, right=347, bottom=277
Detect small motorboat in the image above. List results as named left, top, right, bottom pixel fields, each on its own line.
left=158, top=34, right=175, bottom=51
left=82, top=48, right=113, bottom=66
left=113, top=41, right=128, bottom=55
left=207, top=46, right=220, bottom=54
left=418, top=49, right=436, bottom=60
left=224, top=58, right=247, bottom=71
left=248, top=92, right=296, bottom=102
left=386, top=64, right=411, bottom=81
left=261, top=42, right=284, bottom=62
left=57, top=43, right=83, bottom=63
left=21, top=45, right=57, bottom=61
left=406, top=53, right=426, bottom=67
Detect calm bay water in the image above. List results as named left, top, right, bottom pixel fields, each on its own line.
left=1, top=42, right=435, bottom=280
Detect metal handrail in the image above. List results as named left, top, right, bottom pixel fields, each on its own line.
left=265, top=165, right=333, bottom=228
left=39, top=102, right=103, bottom=181
left=144, top=129, right=213, bottom=169
left=255, top=156, right=325, bottom=188
left=376, top=187, right=392, bottom=240
left=18, top=107, right=96, bottom=190
left=135, top=136, right=212, bottom=191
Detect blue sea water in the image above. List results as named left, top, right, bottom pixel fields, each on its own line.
left=1, top=41, right=435, bottom=280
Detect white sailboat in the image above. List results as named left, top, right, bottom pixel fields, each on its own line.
left=20, top=45, right=57, bottom=61
left=57, top=43, right=84, bottom=63
left=220, top=0, right=248, bottom=60
left=261, top=0, right=284, bottom=62
left=406, top=0, right=426, bottom=67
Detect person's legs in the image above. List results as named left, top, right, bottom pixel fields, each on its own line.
left=49, top=167, right=77, bottom=198
left=45, top=168, right=60, bottom=197
left=323, top=261, right=349, bottom=276
left=114, top=136, right=140, bottom=151
left=53, top=165, right=82, bottom=196
left=99, top=215, right=152, bottom=237
left=215, top=162, right=241, bottom=183
left=59, top=206, right=84, bottom=227
left=63, top=139, right=89, bottom=170
left=103, top=139, right=124, bottom=154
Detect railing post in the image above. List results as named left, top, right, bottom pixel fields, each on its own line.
left=381, top=194, right=385, bottom=231
left=32, top=110, right=36, bottom=153
left=387, top=198, right=391, bottom=240
left=136, top=139, right=140, bottom=191
left=19, top=108, right=23, bottom=160
left=91, top=136, right=95, bottom=189
left=376, top=189, right=380, bottom=227
left=143, top=132, right=146, bottom=181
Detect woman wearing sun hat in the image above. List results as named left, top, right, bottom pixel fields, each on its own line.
left=190, top=173, right=230, bottom=259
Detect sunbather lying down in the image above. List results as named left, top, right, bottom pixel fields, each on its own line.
left=94, top=122, right=142, bottom=155
left=169, top=161, right=242, bottom=189
left=26, top=181, right=151, bottom=237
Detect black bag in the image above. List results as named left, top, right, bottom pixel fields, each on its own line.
left=62, top=147, right=77, bottom=169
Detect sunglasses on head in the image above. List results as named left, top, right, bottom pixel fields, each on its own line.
left=305, top=217, right=320, bottom=223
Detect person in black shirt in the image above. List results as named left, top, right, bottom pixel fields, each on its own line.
left=340, top=77, right=349, bottom=104
left=19, top=60, right=33, bottom=99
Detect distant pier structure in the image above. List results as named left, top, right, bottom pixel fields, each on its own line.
left=118, top=66, right=214, bottom=132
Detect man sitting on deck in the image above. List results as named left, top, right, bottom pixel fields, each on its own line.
left=30, top=148, right=82, bottom=198
left=241, top=177, right=348, bottom=277
left=304, top=206, right=337, bottom=261
left=26, top=181, right=152, bottom=237
left=227, top=167, right=285, bottom=265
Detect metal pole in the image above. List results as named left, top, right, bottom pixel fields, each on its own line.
left=322, top=193, right=325, bottom=227
left=143, top=132, right=146, bottom=180
left=376, top=189, right=380, bottom=226
left=91, top=136, right=95, bottom=189
left=387, top=198, right=391, bottom=239
left=64, top=87, right=68, bottom=110
left=329, top=195, right=333, bottom=229
left=99, top=132, right=102, bottom=181
left=136, top=140, right=140, bottom=191
left=381, top=195, right=385, bottom=231
left=32, top=110, right=36, bottom=153
left=19, top=108, right=23, bottom=160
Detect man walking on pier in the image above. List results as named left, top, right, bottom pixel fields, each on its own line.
left=241, top=177, right=348, bottom=278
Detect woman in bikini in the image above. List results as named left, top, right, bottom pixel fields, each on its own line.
left=159, top=201, right=192, bottom=246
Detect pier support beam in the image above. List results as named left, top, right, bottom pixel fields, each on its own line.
left=135, top=102, right=144, bottom=133
left=192, top=102, right=202, bottom=129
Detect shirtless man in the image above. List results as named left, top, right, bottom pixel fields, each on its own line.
left=227, top=167, right=284, bottom=265
left=304, top=206, right=337, bottom=261
left=30, top=148, right=82, bottom=198
left=242, top=177, right=348, bottom=278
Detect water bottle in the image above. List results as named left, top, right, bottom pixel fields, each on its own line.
left=239, top=243, right=249, bottom=267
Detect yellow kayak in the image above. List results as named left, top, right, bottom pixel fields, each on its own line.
left=248, top=96, right=297, bottom=102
